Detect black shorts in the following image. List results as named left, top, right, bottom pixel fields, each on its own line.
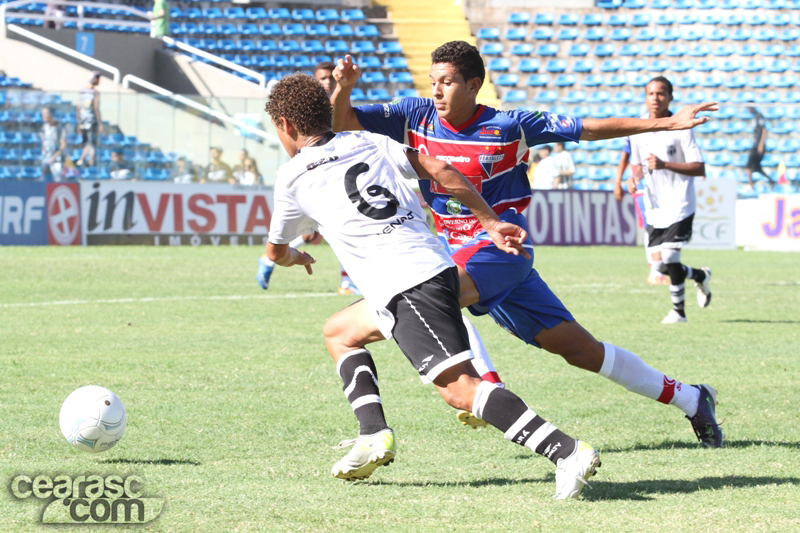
left=746, top=148, right=764, bottom=170
left=647, top=214, right=694, bottom=249
left=383, top=267, right=472, bottom=384
left=81, top=124, right=98, bottom=147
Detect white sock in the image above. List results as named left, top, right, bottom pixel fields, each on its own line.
left=289, top=236, right=306, bottom=248
left=261, top=255, right=275, bottom=267
left=599, top=342, right=700, bottom=417
left=463, top=315, right=503, bottom=386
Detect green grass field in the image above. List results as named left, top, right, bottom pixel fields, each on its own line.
left=1, top=244, right=799, bottom=532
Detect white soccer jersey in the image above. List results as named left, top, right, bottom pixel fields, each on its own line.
left=629, top=128, right=704, bottom=229
left=269, top=131, right=454, bottom=309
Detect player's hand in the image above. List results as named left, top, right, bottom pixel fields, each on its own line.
left=485, top=221, right=531, bottom=259
left=626, top=176, right=638, bottom=195
left=334, top=55, right=361, bottom=89
left=613, top=180, right=624, bottom=202
left=646, top=154, right=665, bottom=170
left=292, top=249, right=316, bottom=275
left=667, top=102, right=719, bottom=130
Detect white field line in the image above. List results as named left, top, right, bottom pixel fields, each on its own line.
left=0, top=292, right=339, bottom=309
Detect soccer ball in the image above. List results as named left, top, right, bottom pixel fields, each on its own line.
left=59, top=386, right=127, bottom=453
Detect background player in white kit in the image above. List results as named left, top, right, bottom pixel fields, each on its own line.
left=627, top=77, right=712, bottom=324
left=263, top=73, right=601, bottom=499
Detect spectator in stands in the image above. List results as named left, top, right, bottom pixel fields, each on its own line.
left=44, top=1, right=65, bottom=30
left=552, top=142, right=576, bottom=189
left=745, top=106, right=771, bottom=189
left=170, top=156, right=196, bottom=183
left=202, top=147, right=233, bottom=183
left=149, top=0, right=169, bottom=38
left=76, top=71, right=102, bottom=168
left=232, top=148, right=248, bottom=175
left=234, top=157, right=262, bottom=185
left=40, top=107, right=67, bottom=182
left=531, top=145, right=558, bottom=189
left=314, top=61, right=337, bottom=96
left=108, top=148, right=135, bottom=180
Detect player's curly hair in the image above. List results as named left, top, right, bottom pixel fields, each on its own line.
left=265, top=73, right=332, bottom=135
left=431, top=41, right=485, bottom=84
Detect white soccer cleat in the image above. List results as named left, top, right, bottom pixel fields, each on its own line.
left=554, top=440, right=601, bottom=500
left=661, top=310, right=688, bottom=324
left=456, top=410, right=488, bottom=429
left=696, top=267, right=712, bottom=308
left=331, top=429, right=396, bottom=481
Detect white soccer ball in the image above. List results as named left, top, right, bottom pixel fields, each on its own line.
left=59, top=386, right=126, bottom=453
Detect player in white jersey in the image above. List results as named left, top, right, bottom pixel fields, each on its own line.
left=264, top=73, right=601, bottom=499
left=627, top=77, right=712, bottom=324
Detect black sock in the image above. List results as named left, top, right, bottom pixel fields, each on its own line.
left=337, top=349, right=388, bottom=436
left=685, top=265, right=706, bottom=283
left=477, top=385, right=576, bottom=465
left=666, top=262, right=687, bottom=316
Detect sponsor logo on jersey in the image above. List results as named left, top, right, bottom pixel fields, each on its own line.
left=381, top=210, right=416, bottom=234
left=383, top=103, right=391, bottom=118
left=479, top=126, right=501, bottom=137
left=306, top=155, right=339, bottom=171
left=478, top=145, right=505, bottom=177
left=445, top=198, right=462, bottom=215
left=435, top=154, right=471, bottom=164
left=418, top=118, right=435, bottom=133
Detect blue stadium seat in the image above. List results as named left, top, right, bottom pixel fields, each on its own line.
left=495, top=74, right=520, bottom=87
left=711, top=45, right=735, bottom=56
left=238, top=39, right=257, bottom=51
left=233, top=54, right=252, bottom=67
left=583, top=75, right=605, bottom=87
left=763, top=106, right=787, bottom=119
left=610, top=90, right=636, bottom=103
left=316, top=8, right=339, bottom=21
left=217, top=38, right=236, bottom=51
left=291, top=8, right=315, bottom=21
left=711, top=90, right=732, bottom=101
left=755, top=29, right=778, bottom=42
left=527, top=74, right=549, bottom=87
left=563, top=90, right=588, bottom=103
left=546, top=59, right=568, bottom=72
left=325, top=40, right=348, bottom=53
left=487, top=58, right=511, bottom=72
left=507, top=12, right=531, bottom=24
left=585, top=28, right=606, bottom=41
left=608, top=14, right=628, bottom=25
left=502, top=90, right=528, bottom=103
left=224, top=6, right=246, bottom=19
left=394, top=89, right=419, bottom=98
left=301, top=40, right=324, bottom=53
left=724, top=75, right=748, bottom=88
left=573, top=60, right=595, bottom=72
left=786, top=45, right=800, bottom=56
left=569, top=44, right=590, bottom=56
left=623, top=59, right=647, bottom=71
left=378, top=42, right=403, bottom=54
left=662, top=44, right=686, bottom=57
left=341, top=9, right=366, bottom=22
left=750, top=13, right=768, bottom=25
left=699, top=13, right=722, bottom=24
left=700, top=75, right=725, bottom=88
left=619, top=44, right=641, bottom=56
left=506, top=28, right=528, bottom=40
left=707, top=153, right=733, bottom=166
left=582, top=13, right=605, bottom=27
left=756, top=91, right=780, bottom=103
left=554, top=74, right=577, bottom=87
left=593, top=44, right=616, bottom=57
left=536, top=44, right=560, bottom=56
left=556, top=28, right=580, bottom=40
left=534, top=91, right=559, bottom=103
left=660, top=28, right=681, bottom=41
left=707, top=29, right=729, bottom=41
left=511, top=43, right=534, bottom=56
left=655, top=13, right=675, bottom=25
left=359, top=56, right=382, bottom=69
left=351, top=88, right=366, bottom=100
left=476, top=28, right=500, bottom=40
left=605, top=75, right=627, bottom=87
left=258, top=40, right=278, bottom=52
left=557, top=13, right=579, bottom=25
left=673, top=0, right=695, bottom=7
left=480, top=43, right=504, bottom=56
left=697, top=0, right=718, bottom=7
left=694, top=59, right=715, bottom=71
left=246, top=7, right=267, bottom=20
left=763, top=45, right=785, bottom=57
left=355, top=25, right=379, bottom=38
left=278, top=40, right=300, bottom=52
left=330, top=25, right=354, bottom=38
left=642, top=44, right=666, bottom=56
left=718, top=59, right=740, bottom=71
left=750, top=75, right=772, bottom=89
left=361, top=71, right=387, bottom=84
left=518, top=59, right=541, bottom=72
left=651, top=0, right=672, bottom=7
left=779, top=29, right=800, bottom=42
left=671, top=59, right=693, bottom=72
left=282, top=23, right=305, bottom=36
left=268, top=7, right=291, bottom=20
left=366, top=88, right=390, bottom=101
left=610, top=28, right=632, bottom=40
left=306, top=24, right=329, bottom=37
left=389, top=72, right=414, bottom=83
left=635, top=28, right=657, bottom=41
left=252, top=55, right=271, bottom=68
left=600, top=59, right=622, bottom=72
left=530, top=28, right=553, bottom=40
left=773, top=75, right=797, bottom=88
left=259, top=24, right=281, bottom=36
left=534, top=13, right=556, bottom=25
left=743, top=59, right=766, bottom=72
left=723, top=13, right=744, bottom=25
left=719, top=0, right=741, bottom=7
left=771, top=13, right=792, bottom=25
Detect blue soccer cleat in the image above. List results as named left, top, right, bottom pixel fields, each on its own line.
left=687, top=384, right=723, bottom=448
left=257, top=254, right=274, bottom=290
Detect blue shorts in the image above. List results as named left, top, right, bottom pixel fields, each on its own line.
left=449, top=212, right=574, bottom=347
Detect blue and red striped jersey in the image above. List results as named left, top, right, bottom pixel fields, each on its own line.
left=354, top=97, right=583, bottom=246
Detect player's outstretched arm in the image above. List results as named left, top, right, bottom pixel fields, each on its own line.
left=331, top=55, right=365, bottom=133
left=580, top=102, right=719, bottom=141
left=266, top=243, right=315, bottom=275
left=406, top=151, right=530, bottom=259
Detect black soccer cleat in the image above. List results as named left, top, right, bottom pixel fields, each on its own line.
left=687, top=384, right=723, bottom=448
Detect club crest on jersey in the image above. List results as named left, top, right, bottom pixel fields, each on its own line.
left=445, top=198, right=462, bottom=215
left=667, top=145, right=677, bottom=156
left=478, top=145, right=504, bottom=177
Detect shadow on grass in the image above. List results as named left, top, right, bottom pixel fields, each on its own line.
left=721, top=319, right=800, bottom=324
left=374, top=477, right=547, bottom=488
left=600, top=439, right=800, bottom=453
left=583, top=475, right=800, bottom=501
left=99, top=458, right=201, bottom=466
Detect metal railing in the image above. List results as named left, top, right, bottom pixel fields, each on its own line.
left=0, top=0, right=150, bottom=37
left=161, top=37, right=268, bottom=89
left=121, top=74, right=279, bottom=145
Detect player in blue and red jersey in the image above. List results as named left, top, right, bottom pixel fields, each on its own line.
left=325, top=41, right=722, bottom=447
